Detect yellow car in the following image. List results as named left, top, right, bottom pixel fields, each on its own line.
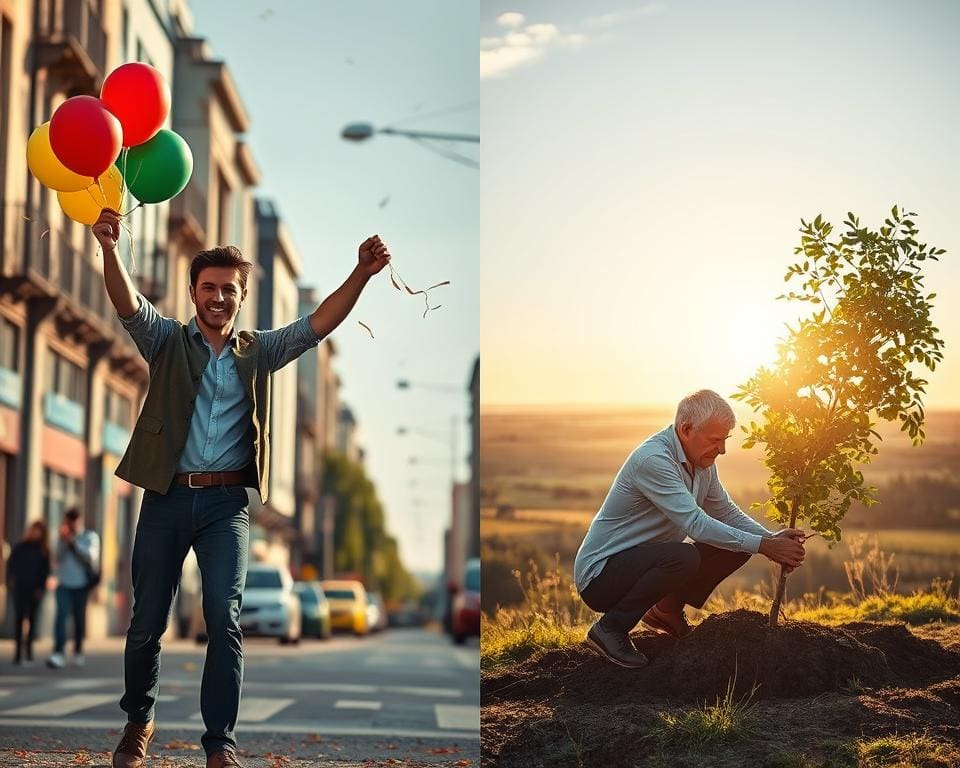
left=320, top=580, right=368, bottom=636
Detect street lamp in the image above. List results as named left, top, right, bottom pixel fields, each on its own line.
left=341, top=122, right=480, bottom=143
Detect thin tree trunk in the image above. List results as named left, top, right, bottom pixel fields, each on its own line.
left=769, top=498, right=801, bottom=628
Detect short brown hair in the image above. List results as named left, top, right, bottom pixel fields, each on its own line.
left=190, top=246, right=253, bottom=290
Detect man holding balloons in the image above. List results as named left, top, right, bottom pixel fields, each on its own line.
left=36, top=59, right=393, bottom=768
left=94, top=206, right=391, bottom=767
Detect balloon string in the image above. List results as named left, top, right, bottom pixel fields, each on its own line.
left=119, top=147, right=129, bottom=204
left=118, top=216, right=138, bottom=277
left=388, top=264, right=450, bottom=318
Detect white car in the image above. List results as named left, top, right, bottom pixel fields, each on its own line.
left=240, top=564, right=301, bottom=644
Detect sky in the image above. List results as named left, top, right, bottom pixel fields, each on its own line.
left=188, top=1, right=479, bottom=575
left=481, top=0, right=960, bottom=410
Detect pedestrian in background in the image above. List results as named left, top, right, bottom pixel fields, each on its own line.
left=47, top=507, right=101, bottom=669
left=6, top=520, right=51, bottom=665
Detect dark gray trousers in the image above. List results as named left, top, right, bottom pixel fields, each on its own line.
left=579, top=542, right=751, bottom=633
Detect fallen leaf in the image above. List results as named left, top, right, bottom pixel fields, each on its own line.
left=163, top=740, right=201, bottom=750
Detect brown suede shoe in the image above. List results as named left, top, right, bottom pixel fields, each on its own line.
left=207, top=750, right=245, bottom=768
left=112, top=721, right=155, bottom=768
left=642, top=603, right=692, bottom=638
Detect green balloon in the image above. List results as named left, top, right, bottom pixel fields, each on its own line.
left=117, top=129, right=193, bottom=204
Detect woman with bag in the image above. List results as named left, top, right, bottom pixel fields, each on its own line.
left=6, top=520, right=51, bottom=665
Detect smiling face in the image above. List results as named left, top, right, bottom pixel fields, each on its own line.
left=189, top=266, right=247, bottom=334
left=676, top=415, right=732, bottom=469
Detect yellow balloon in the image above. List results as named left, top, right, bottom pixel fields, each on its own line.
left=27, top=122, right=92, bottom=192
left=57, top=166, right=124, bottom=226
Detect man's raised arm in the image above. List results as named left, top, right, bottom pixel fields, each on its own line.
left=308, top=235, right=391, bottom=339
left=93, top=208, right=139, bottom=319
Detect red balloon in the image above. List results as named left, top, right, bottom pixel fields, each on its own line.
left=49, top=96, right=123, bottom=178
left=101, top=63, right=171, bottom=147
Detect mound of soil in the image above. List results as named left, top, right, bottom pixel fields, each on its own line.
left=483, top=610, right=960, bottom=705
left=482, top=613, right=960, bottom=768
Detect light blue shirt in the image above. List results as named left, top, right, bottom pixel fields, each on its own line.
left=574, top=424, right=773, bottom=591
left=56, top=529, right=100, bottom=589
left=119, top=294, right=323, bottom=472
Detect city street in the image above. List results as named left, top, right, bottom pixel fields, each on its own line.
left=0, top=627, right=478, bottom=766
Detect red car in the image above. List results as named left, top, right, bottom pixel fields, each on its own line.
left=451, top=558, right=481, bottom=644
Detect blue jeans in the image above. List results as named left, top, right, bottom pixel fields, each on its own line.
left=54, top=585, right=89, bottom=654
left=120, top=483, right=250, bottom=755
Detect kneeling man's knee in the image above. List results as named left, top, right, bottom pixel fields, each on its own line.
left=679, top=545, right=701, bottom=576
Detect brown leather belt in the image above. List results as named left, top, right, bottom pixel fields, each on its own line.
left=174, top=470, right=249, bottom=489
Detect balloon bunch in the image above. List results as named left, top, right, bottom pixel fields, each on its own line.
left=27, top=63, right=193, bottom=226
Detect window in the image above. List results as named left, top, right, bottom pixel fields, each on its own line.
left=104, top=387, right=132, bottom=429
left=46, top=349, right=86, bottom=404
left=43, top=467, right=83, bottom=549
left=121, top=5, right=129, bottom=61
left=0, top=316, right=18, bottom=372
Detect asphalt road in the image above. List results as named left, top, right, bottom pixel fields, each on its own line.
left=0, top=627, right=479, bottom=765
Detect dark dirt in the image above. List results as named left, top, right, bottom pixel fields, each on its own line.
left=481, top=611, right=960, bottom=768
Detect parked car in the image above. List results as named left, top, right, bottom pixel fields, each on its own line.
left=366, top=591, right=389, bottom=632
left=451, top=557, right=481, bottom=645
left=321, top=579, right=369, bottom=636
left=294, top=581, right=333, bottom=639
left=388, top=600, right=427, bottom=628
left=240, top=563, right=301, bottom=644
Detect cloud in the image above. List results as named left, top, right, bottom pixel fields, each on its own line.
left=584, top=3, right=665, bottom=29
left=481, top=14, right=587, bottom=80
left=497, top=12, right=526, bottom=29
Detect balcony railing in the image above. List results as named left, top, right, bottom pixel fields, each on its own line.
left=36, top=0, right=107, bottom=85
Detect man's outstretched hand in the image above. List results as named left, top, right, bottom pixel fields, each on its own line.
left=759, top=530, right=806, bottom=570
left=92, top=208, right=121, bottom=253
left=358, top=235, right=391, bottom=277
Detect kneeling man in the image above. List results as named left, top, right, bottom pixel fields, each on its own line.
left=574, top=389, right=806, bottom=667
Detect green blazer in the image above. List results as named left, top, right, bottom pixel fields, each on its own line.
left=115, top=323, right=272, bottom=503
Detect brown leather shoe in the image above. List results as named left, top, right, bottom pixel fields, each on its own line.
left=207, top=750, right=245, bottom=768
left=642, top=603, right=692, bottom=638
left=112, top=721, right=155, bottom=768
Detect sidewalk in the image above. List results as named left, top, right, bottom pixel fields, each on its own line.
left=0, top=752, right=472, bottom=767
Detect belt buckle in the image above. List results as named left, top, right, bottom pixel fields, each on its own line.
left=187, top=472, right=204, bottom=489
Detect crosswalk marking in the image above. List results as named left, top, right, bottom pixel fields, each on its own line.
left=452, top=649, right=479, bottom=670
left=1, top=694, right=117, bottom=716
left=190, top=697, right=294, bottom=723
left=335, top=700, right=382, bottom=710
left=434, top=704, right=479, bottom=731
left=383, top=685, right=462, bottom=698
left=56, top=678, right=111, bottom=690
left=0, top=690, right=12, bottom=698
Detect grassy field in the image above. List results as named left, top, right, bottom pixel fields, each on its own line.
left=481, top=407, right=960, bottom=514
left=480, top=408, right=960, bottom=611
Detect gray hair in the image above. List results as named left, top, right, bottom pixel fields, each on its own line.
left=675, top=390, right=736, bottom=432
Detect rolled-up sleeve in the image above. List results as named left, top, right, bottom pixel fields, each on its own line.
left=255, top=316, right=323, bottom=372
left=117, top=294, right=178, bottom=363
left=702, top=470, right=773, bottom=539
left=634, top=455, right=764, bottom=554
